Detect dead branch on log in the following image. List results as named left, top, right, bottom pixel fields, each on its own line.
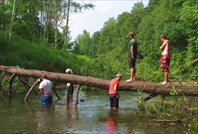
left=18, top=76, right=30, bottom=89
left=52, top=80, right=61, bottom=100
left=149, top=119, right=182, bottom=123
left=192, top=58, right=198, bottom=64
left=18, top=76, right=38, bottom=95
left=149, top=119, right=185, bottom=128
left=75, top=85, right=81, bottom=105
left=0, top=68, right=8, bottom=96
left=149, top=115, right=197, bottom=128
left=144, top=93, right=158, bottom=101
left=24, top=80, right=39, bottom=102
left=9, top=73, right=17, bottom=95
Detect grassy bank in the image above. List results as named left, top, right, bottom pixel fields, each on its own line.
left=0, top=37, right=92, bottom=75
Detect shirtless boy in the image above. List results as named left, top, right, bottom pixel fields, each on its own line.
left=159, top=34, right=170, bottom=85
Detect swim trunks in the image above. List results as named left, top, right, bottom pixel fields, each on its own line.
left=41, top=96, right=52, bottom=104
left=109, top=94, right=119, bottom=108
left=161, top=55, right=170, bottom=72
left=128, top=57, right=136, bottom=68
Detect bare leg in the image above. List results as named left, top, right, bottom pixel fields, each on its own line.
left=126, top=67, right=135, bottom=82
left=165, top=71, right=168, bottom=83
left=132, top=67, right=136, bottom=80
left=161, top=72, right=168, bottom=85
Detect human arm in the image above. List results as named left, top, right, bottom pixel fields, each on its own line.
left=114, top=83, right=119, bottom=98
left=39, top=81, right=44, bottom=95
left=160, top=40, right=169, bottom=50
left=113, top=84, right=117, bottom=91
left=39, top=88, right=44, bottom=95
left=66, top=83, right=71, bottom=87
left=130, top=45, right=135, bottom=60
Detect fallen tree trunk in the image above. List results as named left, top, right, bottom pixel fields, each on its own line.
left=0, top=65, right=198, bottom=96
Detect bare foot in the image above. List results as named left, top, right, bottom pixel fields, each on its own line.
left=160, top=81, right=167, bottom=86
left=126, top=78, right=135, bottom=82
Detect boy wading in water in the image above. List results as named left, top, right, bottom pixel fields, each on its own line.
left=109, top=74, right=122, bottom=109
left=159, top=34, right=170, bottom=85
left=38, top=73, right=53, bottom=104
left=65, top=68, right=74, bottom=103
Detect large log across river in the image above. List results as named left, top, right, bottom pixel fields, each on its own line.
left=0, top=65, right=197, bottom=96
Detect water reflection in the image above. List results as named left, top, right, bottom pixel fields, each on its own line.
left=36, top=104, right=54, bottom=132
left=66, top=86, right=79, bottom=122
left=66, top=103, right=79, bottom=123
left=107, top=109, right=118, bottom=134
left=0, top=90, right=188, bottom=134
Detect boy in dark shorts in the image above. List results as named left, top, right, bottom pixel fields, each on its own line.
left=65, top=68, right=74, bottom=102
left=108, top=74, right=122, bottom=109
left=126, top=32, right=138, bottom=82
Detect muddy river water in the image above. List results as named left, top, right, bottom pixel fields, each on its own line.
left=0, top=88, right=185, bottom=134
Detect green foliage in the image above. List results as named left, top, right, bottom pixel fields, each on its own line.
left=136, top=90, right=198, bottom=132
left=1, top=0, right=197, bottom=83
left=0, top=37, right=96, bottom=75
left=75, top=0, right=197, bottom=82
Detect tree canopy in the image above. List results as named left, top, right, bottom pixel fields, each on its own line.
left=0, top=0, right=197, bottom=81
left=74, top=0, right=198, bottom=81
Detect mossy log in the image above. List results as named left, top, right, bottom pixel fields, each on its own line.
left=0, top=65, right=198, bottom=96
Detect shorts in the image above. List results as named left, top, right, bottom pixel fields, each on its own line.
left=109, top=94, right=119, bottom=108
left=41, top=96, right=52, bottom=104
left=161, top=55, right=170, bottom=72
left=128, top=57, right=136, bottom=68
left=67, top=88, right=74, bottom=95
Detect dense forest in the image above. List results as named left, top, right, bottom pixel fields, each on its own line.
left=0, top=0, right=197, bottom=82
left=75, top=0, right=198, bottom=82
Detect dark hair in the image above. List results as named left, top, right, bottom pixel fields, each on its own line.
left=160, top=34, right=167, bottom=39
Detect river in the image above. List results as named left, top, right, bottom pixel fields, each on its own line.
left=0, top=87, right=185, bottom=134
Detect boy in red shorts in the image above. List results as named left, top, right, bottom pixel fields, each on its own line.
left=159, top=34, right=170, bottom=85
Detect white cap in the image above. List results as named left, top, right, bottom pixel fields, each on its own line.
left=65, top=68, right=73, bottom=74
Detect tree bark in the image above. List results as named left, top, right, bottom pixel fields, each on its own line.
left=54, top=0, right=58, bottom=50
left=8, top=0, right=17, bottom=39
left=24, top=80, right=39, bottom=102
left=0, top=0, right=5, bottom=30
left=0, top=65, right=198, bottom=97
left=75, top=85, right=81, bottom=105
left=63, top=0, right=71, bottom=49
left=9, top=73, right=17, bottom=95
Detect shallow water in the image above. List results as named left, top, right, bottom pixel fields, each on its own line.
left=0, top=88, right=185, bottom=134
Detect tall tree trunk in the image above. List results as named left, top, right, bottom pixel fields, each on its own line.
left=0, top=65, right=198, bottom=97
left=43, top=0, right=51, bottom=46
left=0, top=0, right=5, bottom=30
left=8, top=0, right=17, bottom=39
left=63, top=0, right=71, bottom=50
left=54, top=0, right=58, bottom=50
left=46, top=1, right=50, bottom=46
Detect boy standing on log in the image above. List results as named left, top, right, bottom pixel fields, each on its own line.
left=108, top=74, right=122, bottom=109
left=39, top=73, right=52, bottom=104
left=159, top=34, right=170, bottom=85
left=126, top=32, right=138, bottom=82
